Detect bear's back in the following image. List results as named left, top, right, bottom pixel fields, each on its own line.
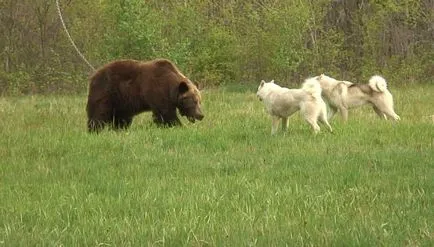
left=90, top=60, right=142, bottom=88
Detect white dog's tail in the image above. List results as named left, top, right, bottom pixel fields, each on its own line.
left=302, top=77, right=322, bottom=100
left=369, top=75, right=388, bottom=92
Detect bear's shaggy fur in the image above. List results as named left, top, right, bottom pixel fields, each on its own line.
left=86, top=59, right=204, bottom=132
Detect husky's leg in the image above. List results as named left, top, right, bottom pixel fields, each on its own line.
left=381, top=107, right=400, bottom=121
left=373, top=105, right=387, bottom=120
left=281, top=117, right=289, bottom=131
left=328, top=105, right=337, bottom=120
left=338, top=106, right=349, bottom=122
left=387, top=112, right=400, bottom=121
left=373, top=93, right=401, bottom=121
left=271, top=116, right=280, bottom=135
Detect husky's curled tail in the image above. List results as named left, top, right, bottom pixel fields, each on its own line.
left=369, top=75, right=388, bottom=93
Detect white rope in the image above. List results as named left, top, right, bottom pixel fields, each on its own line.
left=56, top=0, right=96, bottom=71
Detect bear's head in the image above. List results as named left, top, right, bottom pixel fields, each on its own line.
left=176, top=81, right=204, bottom=123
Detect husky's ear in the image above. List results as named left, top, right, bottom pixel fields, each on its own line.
left=260, top=80, right=265, bottom=87
left=270, top=80, right=275, bottom=84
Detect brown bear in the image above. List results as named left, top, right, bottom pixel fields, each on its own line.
left=86, top=59, right=204, bottom=132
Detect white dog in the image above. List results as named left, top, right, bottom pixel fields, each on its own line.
left=316, top=74, right=401, bottom=121
left=257, top=78, right=332, bottom=134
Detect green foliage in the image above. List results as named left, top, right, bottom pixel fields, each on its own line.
left=1, top=85, right=434, bottom=245
left=360, top=0, right=433, bottom=81
left=188, top=26, right=239, bottom=85
left=0, top=70, right=32, bottom=95
left=309, top=29, right=347, bottom=77
left=99, top=0, right=164, bottom=60
left=0, top=0, right=433, bottom=94
left=265, top=2, right=311, bottom=80
left=0, top=67, right=87, bottom=95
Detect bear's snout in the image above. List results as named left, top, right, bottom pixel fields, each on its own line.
left=189, top=109, right=204, bottom=122
left=196, top=112, right=204, bottom=121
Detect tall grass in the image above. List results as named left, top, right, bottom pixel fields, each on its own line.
left=0, top=84, right=433, bottom=246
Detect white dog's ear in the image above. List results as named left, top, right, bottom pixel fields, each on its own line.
left=270, top=80, right=274, bottom=83
left=260, top=80, right=265, bottom=86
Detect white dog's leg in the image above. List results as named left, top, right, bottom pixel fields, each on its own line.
left=271, top=116, right=280, bottom=135
left=305, top=117, right=321, bottom=134
left=281, top=117, right=289, bottom=131
left=325, top=120, right=333, bottom=132
left=320, top=112, right=333, bottom=132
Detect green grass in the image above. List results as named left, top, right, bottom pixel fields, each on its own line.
left=0, top=84, right=433, bottom=246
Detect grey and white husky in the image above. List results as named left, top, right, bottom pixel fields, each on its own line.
left=316, top=74, right=401, bottom=121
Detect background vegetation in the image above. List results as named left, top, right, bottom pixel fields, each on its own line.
left=0, top=0, right=433, bottom=94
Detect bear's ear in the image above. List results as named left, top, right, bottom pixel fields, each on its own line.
left=178, top=81, right=190, bottom=95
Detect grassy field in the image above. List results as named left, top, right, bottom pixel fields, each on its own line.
left=0, top=83, right=433, bottom=246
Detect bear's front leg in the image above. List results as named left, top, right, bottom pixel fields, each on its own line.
left=87, top=110, right=113, bottom=133
left=88, top=119, right=106, bottom=133
left=86, top=97, right=113, bottom=133
left=152, top=110, right=181, bottom=127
